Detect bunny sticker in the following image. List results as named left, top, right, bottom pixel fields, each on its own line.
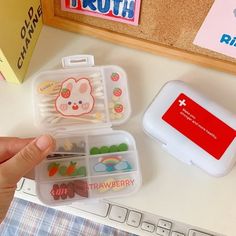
left=55, top=78, right=95, bottom=117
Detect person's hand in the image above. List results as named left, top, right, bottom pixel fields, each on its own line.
left=0, top=135, right=55, bottom=224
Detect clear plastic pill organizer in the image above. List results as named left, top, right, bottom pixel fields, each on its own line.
left=33, top=55, right=141, bottom=205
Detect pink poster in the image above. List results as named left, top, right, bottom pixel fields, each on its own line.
left=194, top=0, right=236, bottom=59
left=61, top=0, right=141, bottom=26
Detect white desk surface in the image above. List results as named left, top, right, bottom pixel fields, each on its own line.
left=1, top=26, right=236, bottom=236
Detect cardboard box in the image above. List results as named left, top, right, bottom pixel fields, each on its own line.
left=0, top=1, right=43, bottom=84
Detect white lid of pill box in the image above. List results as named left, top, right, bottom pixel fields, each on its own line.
left=143, top=80, right=236, bottom=177
left=32, top=55, right=131, bottom=134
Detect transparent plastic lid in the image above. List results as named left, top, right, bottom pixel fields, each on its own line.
left=32, top=55, right=131, bottom=133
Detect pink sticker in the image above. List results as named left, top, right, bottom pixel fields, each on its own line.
left=61, top=0, right=142, bottom=26
left=194, top=0, right=236, bottom=59
left=55, top=77, right=95, bottom=117
left=0, top=72, right=5, bottom=81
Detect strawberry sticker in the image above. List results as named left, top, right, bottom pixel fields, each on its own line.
left=50, top=184, right=68, bottom=200
left=111, top=72, right=120, bottom=81
left=51, top=184, right=60, bottom=200
left=55, top=78, right=94, bottom=117
left=114, top=104, right=124, bottom=113
left=113, top=88, right=122, bottom=97
left=61, top=88, right=71, bottom=98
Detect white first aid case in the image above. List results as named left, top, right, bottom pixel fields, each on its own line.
left=143, top=80, right=236, bottom=177
left=32, top=55, right=141, bottom=205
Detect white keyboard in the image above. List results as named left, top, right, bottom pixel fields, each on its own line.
left=15, top=178, right=225, bottom=236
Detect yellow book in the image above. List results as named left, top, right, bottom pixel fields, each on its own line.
left=0, top=0, right=43, bottom=84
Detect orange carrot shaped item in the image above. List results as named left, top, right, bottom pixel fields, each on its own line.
left=66, top=161, right=77, bottom=175
left=48, top=162, right=60, bottom=177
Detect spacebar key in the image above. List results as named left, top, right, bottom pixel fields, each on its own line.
left=188, top=229, right=213, bottom=236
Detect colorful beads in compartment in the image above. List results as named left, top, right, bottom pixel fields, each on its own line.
left=90, top=143, right=128, bottom=155
left=47, top=161, right=86, bottom=178
left=57, top=140, right=86, bottom=153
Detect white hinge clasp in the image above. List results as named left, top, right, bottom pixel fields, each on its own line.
left=62, top=55, right=95, bottom=68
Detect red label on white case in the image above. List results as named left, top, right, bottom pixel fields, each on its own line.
left=162, top=93, right=236, bottom=160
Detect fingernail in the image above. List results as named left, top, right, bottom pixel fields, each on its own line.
left=36, top=135, right=52, bottom=151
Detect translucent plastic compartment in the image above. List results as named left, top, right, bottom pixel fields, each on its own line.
left=89, top=152, right=137, bottom=176
left=89, top=172, right=140, bottom=198
left=41, top=132, right=136, bottom=180
left=33, top=62, right=131, bottom=131
left=87, top=132, right=135, bottom=155
left=35, top=131, right=140, bottom=205
left=54, top=136, right=87, bottom=154
left=37, top=157, right=87, bottom=181
left=34, top=67, right=110, bottom=129
left=102, top=66, right=131, bottom=124
left=34, top=56, right=141, bottom=205
left=37, top=179, right=89, bottom=205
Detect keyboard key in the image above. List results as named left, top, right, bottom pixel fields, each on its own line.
left=156, top=226, right=170, bottom=236
left=22, top=178, right=37, bottom=196
left=70, top=202, right=110, bottom=217
left=126, top=211, right=142, bottom=227
left=172, top=232, right=185, bottom=236
left=141, top=222, right=155, bottom=232
left=158, top=219, right=172, bottom=229
left=16, top=178, right=25, bottom=191
left=188, top=230, right=212, bottom=236
left=109, top=205, right=128, bottom=223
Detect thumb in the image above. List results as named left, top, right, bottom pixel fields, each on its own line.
left=0, top=135, right=55, bottom=185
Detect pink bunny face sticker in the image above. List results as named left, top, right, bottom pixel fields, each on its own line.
left=55, top=78, right=94, bottom=117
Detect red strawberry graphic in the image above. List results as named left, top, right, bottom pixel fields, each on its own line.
left=74, top=180, right=88, bottom=198
left=50, top=183, right=68, bottom=200
left=111, top=72, right=120, bottom=81
left=67, top=182, right=75, bottom=198
left=60, top=184, right=68, bottom=200
left=114, top=104, right=123, bottom=113
left=66, top=161, right=77, bottom=176
left=48, top=163, right=60, bottom=177
left=113, top=88, right=122, bottom=97
left=61, top=88, right=71, bottom=98
left=51, top=184, right=60, bottom=200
